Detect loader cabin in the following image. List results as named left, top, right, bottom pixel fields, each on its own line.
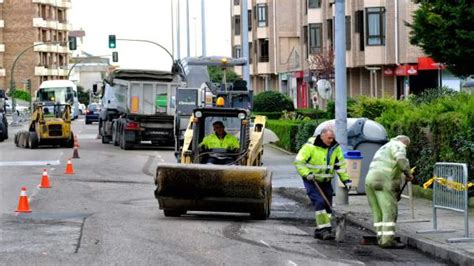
left=191, top=106, right=250, bottom=165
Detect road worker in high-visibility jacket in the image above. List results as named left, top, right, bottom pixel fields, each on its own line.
left=294, top=128, right=351, bottom=240
left=365, top=135, right=414, bottom=249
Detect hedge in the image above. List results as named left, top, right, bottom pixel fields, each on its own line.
left=266, top=119, right=327, bottom=153
left=253, top=91, right=294, bottom=112
left=266, top=120, right=300, bottom=152
left=10, top=89, right=31, bottom=102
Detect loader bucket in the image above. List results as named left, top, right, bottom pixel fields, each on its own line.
left=155, top=163, right=272, bottom=219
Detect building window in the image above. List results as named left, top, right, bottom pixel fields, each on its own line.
left=234, top=15, right=241, bottom=36
left=308, top=0, right=321, bottom=9
left=233, top=45, right=242, bottom=58
left=234, top=0, right=240, bottom=5
left=355, top=10, right=365, bottom=51
left=257, top=4, right=268, bottom=27
left=248, top=10, right=252, bottom=31
left=366, top=7, right=385, bottom=46
left=309, top=23, right=322, bottom=54
left=303, top=26, right=308, bottom=58
left=327, top=19, right=333, bottom=47
left=249, top=42, right=253, bottom=64
left=346, top=16, right=351, bottom=50
left=258, top=39, right=269, bottom=62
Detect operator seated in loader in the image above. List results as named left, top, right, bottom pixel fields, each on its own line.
left=199, top=121, right=240, bottom=165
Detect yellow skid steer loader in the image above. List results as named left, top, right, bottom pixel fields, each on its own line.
left=155, top=107, right=271, bottom=219
left=15, top=102, right=74, bottom=149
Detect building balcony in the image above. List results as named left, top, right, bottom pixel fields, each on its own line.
left=256, top=27, right=269, bottom=39
left=33, top=42, right=69, bottom=53
left=0, top=44, right=5, bottom=52
left=257, top=62, right=270, bottom=74
left=32, top=0, right=72, bottom=9
left=35, top=66, right=68, bottom=76
left=0, top=68, right=5, bottom=77
left=0, top=20, right=4, bottom=28
left=33, top=17, right=72, bottom=31
left=307, top=9, right=323, bottom=24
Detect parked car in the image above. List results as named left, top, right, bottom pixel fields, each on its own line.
left=78, top=103, right=86, bottom=115
left=85, top=103, right=101, bottom=124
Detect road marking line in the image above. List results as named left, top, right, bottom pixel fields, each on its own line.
left=0, top=160, right=60, bottom=167
left=288, top=260, right=298, bottom=266
left=259, top=240, right=271, bottom=248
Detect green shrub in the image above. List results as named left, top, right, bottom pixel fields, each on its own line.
left=408, top=87, right=458, bottom=105
left=266, top=120, right=300, bottom=152
left=10, top=89, right=31, bottom=101
left=295, top=120, right=326, bottom=150
left=253, top=91, right=294, bottom=112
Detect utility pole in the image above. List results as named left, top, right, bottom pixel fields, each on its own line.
left=334, top=0, right=348, bottom=205
left=171, top=0, right=175, bottom=59
left=241, top=0, right=251, bottom=91
left=186, top=0, right=190, bottom=57
left=177, top=0, right=181, bottom=59
left=201, top=0, right=206, bottom=56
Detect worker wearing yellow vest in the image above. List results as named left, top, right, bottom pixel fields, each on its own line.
left=294, top=128, right=351, bottom=240
left=200, top=121, right=240, bottom=164
left=365, top=135, right=414, bottom=249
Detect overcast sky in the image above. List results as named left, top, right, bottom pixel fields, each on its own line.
left=69, top=0, right=231, bottom=71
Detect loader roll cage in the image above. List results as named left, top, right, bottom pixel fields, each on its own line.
left=190, top=107, right=250, bottom=165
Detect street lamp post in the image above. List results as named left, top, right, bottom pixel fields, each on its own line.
left=9, top=41, right=66, bottom=112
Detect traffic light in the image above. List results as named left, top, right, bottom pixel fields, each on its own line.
left=108, top=35, right=116, bottom=49
left=112, top=51, right=119, bottom=62
left=68, top=36, right=77, bottom=50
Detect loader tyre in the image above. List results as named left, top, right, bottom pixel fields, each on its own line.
left=28, top=132, right=39, bottom=149
left=64, top=132, right=74, bottom=148
left=163, top=209, right=187, bottom=217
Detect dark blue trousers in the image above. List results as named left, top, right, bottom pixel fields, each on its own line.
left=302, top=179, right=333, bottom=213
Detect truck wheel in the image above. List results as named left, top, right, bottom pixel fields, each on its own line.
left=120, top=133, right=133, bottom=150
left=101, top=135, right=111, bottom=144
left=112, top=131, right=119, bottom=146
left=29, top=132, right=39, bottom=149
left=163, top=210, right=186, bottom=217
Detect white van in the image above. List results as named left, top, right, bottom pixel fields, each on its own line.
left=36, top=80, right=80, bottom=119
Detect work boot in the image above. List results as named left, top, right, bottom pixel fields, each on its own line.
left=320, top=227, right=335, bottom=240
left=314, top=229, right=323, bottom=239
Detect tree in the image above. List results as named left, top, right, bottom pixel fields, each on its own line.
left=77, top=85, right=89, bottom=106
left=253, top=91, right=294, bottom=112
left=409, top=1, right=474, bottom=77
left=208, top=66, right=240, bottom=83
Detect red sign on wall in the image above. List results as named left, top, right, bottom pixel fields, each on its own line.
left=395, top=65, right=418, bottom=76
left=384, top=68, right=394, bottom=76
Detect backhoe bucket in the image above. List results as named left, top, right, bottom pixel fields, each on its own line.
left=154, top=163, right=272, bottom=219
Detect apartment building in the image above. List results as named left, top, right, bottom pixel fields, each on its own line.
left=1, top=0, right=72, bottom=92
left=231, top=0, right=446, bottom=108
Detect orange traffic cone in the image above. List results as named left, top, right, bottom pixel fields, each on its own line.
left=16, top=187, right=32, bottom=213
left=64, top=158, right=74, bottom=174
left=72, top=142, right=80, bottom=159
left=39, top=168, right=51, bottom=188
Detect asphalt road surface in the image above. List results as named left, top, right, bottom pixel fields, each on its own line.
left=0, top=117, right=445, bottom=265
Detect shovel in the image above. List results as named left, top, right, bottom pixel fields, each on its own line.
left=313, top=180, right=346, bottom=242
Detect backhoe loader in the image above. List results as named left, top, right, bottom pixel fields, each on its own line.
left=154, top=105, right=271, bottom=219
left=15, top=102, right=74, bottom=149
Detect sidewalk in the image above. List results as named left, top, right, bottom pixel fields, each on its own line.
left=276, top=187, right=474, bottom=266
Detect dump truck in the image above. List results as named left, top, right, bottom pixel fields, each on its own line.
left=98, top=69, right=185, bottom=149
left=14, top=102, right=74, bottom=148
left=0, top=89, right=7, bottom=142
left=154, top=61, right=271, bottom=219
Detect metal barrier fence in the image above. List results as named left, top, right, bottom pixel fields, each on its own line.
left=417, top=162, right=474, bottom=243
left=398, top=181, right=430, bottom=223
